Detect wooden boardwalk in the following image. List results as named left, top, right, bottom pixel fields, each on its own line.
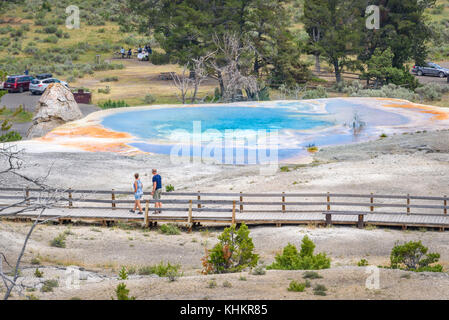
left=1, top=188, right=448, bottom=230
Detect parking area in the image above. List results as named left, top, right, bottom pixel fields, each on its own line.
left=0, top=92, right=99, bottom=138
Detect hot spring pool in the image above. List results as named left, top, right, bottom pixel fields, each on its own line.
left=33, top=98, right=449, bottom=163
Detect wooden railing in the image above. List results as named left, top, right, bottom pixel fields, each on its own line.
left=1, top=187, right=449, bottom=230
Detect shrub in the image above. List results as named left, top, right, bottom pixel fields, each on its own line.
left=98, top=99, right=129, bottom=109
left=97, top=86, right=111, bottom=94
left=223, top=280, right=232, bottom=288
left=313, top=284, right=327, bottom=296
left=50, top=233, right=66, bottom=248
left=251, top=264, right=266, bottom=275
left=267, top=236, right=331, bottom=270
left=43, top=25, right=58, bottom=34
left=358, top=259, right=369, bottom=267
left=41, top=279, right=58, bottom=292
left=34, top=268, right=43, bottom=278
left=115, top=283, right=135, bottom=300
left=415, top=83, right=449, bottom=101
left=0, top=131, right=22, bottom=142
left=100, top=76, right=119, bottom=82
left=390, top=241, right=443, bottom=272
left=144, top=93, right=156, bottom=104
left=165, top=184, right=175, bottom=192
left=159, top=223, right=181, bottom=235
left=138, top=262, right=181, bottom=277
left=301, top=86, right=328, bottom=100
left=43, top=35, right=58, bottom=44
left=202, top=223, right=259, bottom=274
left=118, top=266, right=128, bottom=280
left=302, top=271, right=323, bottom=279
left=288, top=280, right=306, bottom=292
left=31, top=257, right=41, bottom=265
left=207, top=280, right=217, bottom=288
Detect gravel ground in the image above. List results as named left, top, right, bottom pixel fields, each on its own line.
left=1, top=221, right=449, bottom=300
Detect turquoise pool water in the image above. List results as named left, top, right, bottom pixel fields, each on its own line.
left=100, top=99, right=410, bottom=163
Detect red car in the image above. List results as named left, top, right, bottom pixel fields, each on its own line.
left=3, top=75, right=34, bottom=93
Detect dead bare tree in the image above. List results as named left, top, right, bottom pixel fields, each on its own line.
left=0, top=144, right=68, bottom=300
left=171, top=65, right=194, bottom=104
left=190, top=52, right=214, bottom=103
left=210, top=33, right=259, bottom=102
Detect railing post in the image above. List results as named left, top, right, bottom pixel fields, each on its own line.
left=327, top=192, right=331, bottom=212
left=240, top=192, right=243, bottom=212
left=144, top=200, right=149, bottom=228
left=25, top=187, right=30, bottom=206
left=325, top=213, right=332, bottom=227
left=282, top=192, right=286, bottom=213
left=197, top=191, right=201, bottom=209
left=406, top=194, right=410, bottom=215
left=444, top=195, right=447, bottom=215
left=112, top=189, right=116, bottom=209
left=370, top=193, right=374, bottom=212
left=188, top=200, right=193, bottom=227
left=68, top=188, right=73, bottom=209
left=232, top=201, right=236, bottom=225
left=358, top=214, right=364, bottom=229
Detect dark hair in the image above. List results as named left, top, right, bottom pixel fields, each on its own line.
left=134, top=173, right=139, bottom=179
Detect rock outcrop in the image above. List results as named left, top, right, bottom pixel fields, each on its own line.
left=27, top=83, right=83, bottom=138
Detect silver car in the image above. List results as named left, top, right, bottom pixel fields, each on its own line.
left=29, top=78, right=68, bottom=95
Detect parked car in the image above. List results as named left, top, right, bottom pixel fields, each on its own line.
left=35, top=73, right=53, bottom=80
left=29, top=78, right=68, bottom=95
left=412, top=62, right=449, bottom=78
left=3, top=75, right=34, bottom=93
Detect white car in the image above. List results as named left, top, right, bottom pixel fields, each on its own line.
left=30, top=78, right=68, bottom=95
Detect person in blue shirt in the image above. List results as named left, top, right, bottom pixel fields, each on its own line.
left=130, top=173, right=143, bottom=214
left=151, top=169, right=162, bottom=214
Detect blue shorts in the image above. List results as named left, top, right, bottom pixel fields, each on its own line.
left=134, top=193, right=142, bottom=200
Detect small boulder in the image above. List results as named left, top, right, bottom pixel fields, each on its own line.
left=27, top=83, right=83, bottom=138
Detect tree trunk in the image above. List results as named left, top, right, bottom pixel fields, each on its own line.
left=315, top=54, right=321, bottom=73
left=333, top=60, right=341, bottom=83
left=217, top=71, right=224, bottom=97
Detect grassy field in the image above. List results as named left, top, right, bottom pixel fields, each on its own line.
left=1, top=0, right=449, bottom=107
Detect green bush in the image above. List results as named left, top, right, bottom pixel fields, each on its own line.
left=202, top=223, right=259, bottom=274
left=165, top=184, right=175, bottom=192
left=313, top=284, right=327, bottom=296
left=302, top=271, right=323, bottom=279
left=100, top=76, right=119, bottom=82
left=301, top=86, right=328, bottom=100
left=137, top=261, right=181, bottom=277
left=115, top=283, right=135, bottom=300
left=288, top=280, right=306, bottom=292
left=50, top=233, right=66, bottom=248
left=0, top=131, right=22, bottom=142
left=34, top=268, right=43, bottom=278
left=390, top=241, right=443, bottom=272
left=41, top=279, right=58, bottom=292
left=98, top=99, right=130, bottom=109
left=118, top=266, right=128, bottom=280
left=97, top=86, right=111, bottom=94
left=267, top=236, right=331, bottom=270
left=415, top=83, right=449, bottom=101
left=357, top=259, right=369, bottom=267
left=144, top=94, right=156, bottom=104
left=43, top=35, right=58, bottom=44
left=159, top=223, right=181, bottom=235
